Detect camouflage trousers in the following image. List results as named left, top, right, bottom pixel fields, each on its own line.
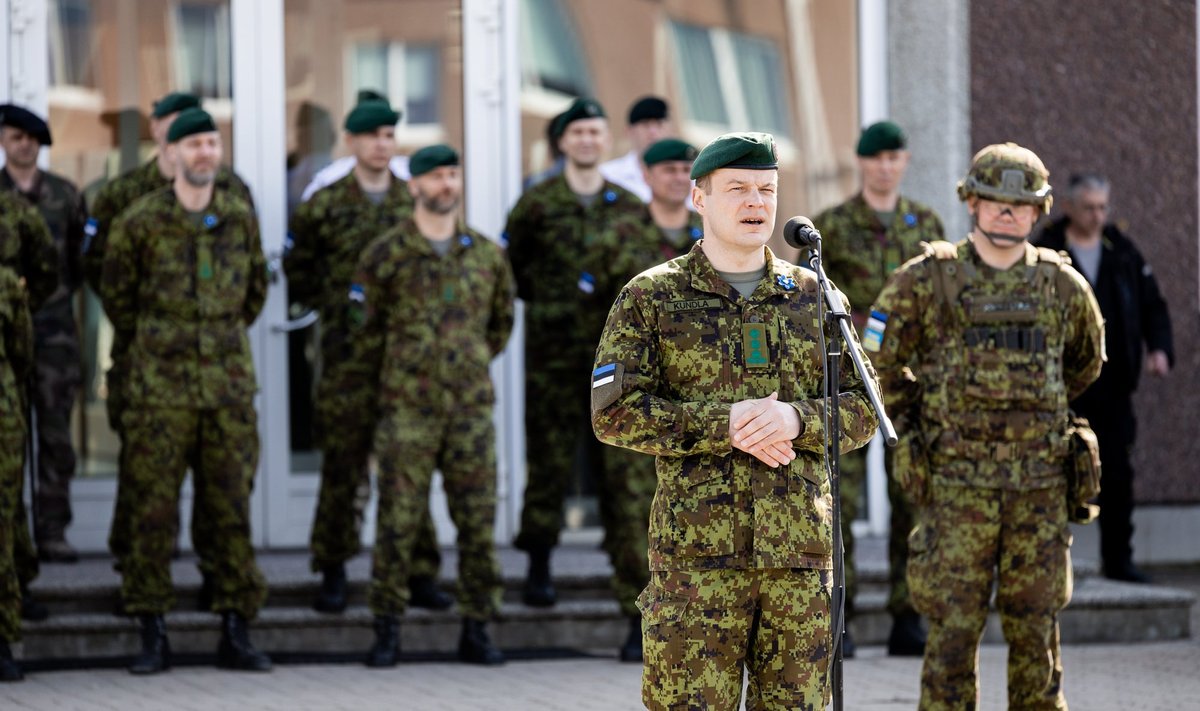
left=117, top=405, right=268, bottom=618
left=597, top=445, right=654, bottom=617
left=908, top=482, right=1071, bottom=711
left=0, top=426, right=24, bottom=641
left=368, top=406, right=501, bottom=620
left=638, top=567, right=833, bottom=710
left=31, top=343, right=81, bottom=542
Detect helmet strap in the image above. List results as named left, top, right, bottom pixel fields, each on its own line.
left=971, top=214, right=1028, bottom=246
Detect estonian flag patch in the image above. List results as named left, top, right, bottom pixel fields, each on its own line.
left=592, top=363, right=617, bottom=388
left=862, top=310, right=887, bottom=352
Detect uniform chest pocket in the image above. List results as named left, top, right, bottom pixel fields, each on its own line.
left=651, top=455, right=735, bottom=558
left=962, top=342, right=1048, bottom=408
left=658, top=312, right=725, bottom=394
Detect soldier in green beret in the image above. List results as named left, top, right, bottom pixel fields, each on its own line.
left=286, top=93, right=450, bottom=615
left=811, top=119, right=944, bottom=656
left=868, top=142, right=1103, bottom=708
left=593, top=131, right=880, bottom=709
left=600, top=95, right=672, bottom=202
left=504, top=97, right=648, bottom=607
left=101, top=109, right=272, bottom=675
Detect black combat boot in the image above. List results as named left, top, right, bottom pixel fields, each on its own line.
left=128, top=614, right=170, bottom=675
left=216, top=611, right=272, bottom=671
left=887, top=611, right=927, bottom=656
left=196, top=572, right=214, bottom=612
left=457, top=618, right=505, bottom=665
left=20, top=587, right=48, bottom=622
left=619, top=616, right=643, bottom=662
left=313, top=563, right=348, bottom=613
left=0, top=640, right=23, bottom=682
left=408, top=575, right=453, bottom=610
left=366, top=614, right=400, bottom=668
left=522, top=547, right=556, bottom=607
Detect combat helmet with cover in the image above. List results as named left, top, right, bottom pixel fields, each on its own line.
left=957, top=142, right=1053, bottom=214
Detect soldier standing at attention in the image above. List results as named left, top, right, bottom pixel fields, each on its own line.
left=868, top=143, right=1103, bottom=709
left=0, top=104, right=87, bottom=563
left=101, top=108, right=272, bottom=675
left=286, top=92, right=449, bottom=615
left=599, top=96, right=672, bottom=202
left=350, top=145, right=512, bottom=667
left=812, top=120, right=944, bottom=656
left=592, top=132, right=880, bottom=710
left=505, top=97, right=646, bottom=606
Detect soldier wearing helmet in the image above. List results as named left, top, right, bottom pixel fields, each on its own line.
left=865, top=142, right=1105, bottom=708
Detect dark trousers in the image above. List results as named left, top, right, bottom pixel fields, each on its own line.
left=1076, top=395, right=1137, bottom=572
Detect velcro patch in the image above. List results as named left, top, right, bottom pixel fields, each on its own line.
left=590, top=362, right=625, bottom=414
left=665, top=298, right=720, bottom=313
left=743, top=323, right=769, bottom=368
left=862, top=310, right=887, bottom=352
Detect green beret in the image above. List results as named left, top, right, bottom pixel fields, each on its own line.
left=166, top=107, right=217, bottom=143
left=0, top=104, right=52, bottom=145
left=344, top=99, right=401, bottom=134
left=642, top=138, right=697, bottom=167
left=552, top=98, right=606, bottom=138
left=152, top=92, right=201, bottom=119
left=356, top=89, right=388, bottom=104
left=690, top=132, right=778, bottom=180
left=856, top=120, right=907, bottom=156
left=628, top=96, right=668, bottom=124
left=409, top=144, right=460, bottom=177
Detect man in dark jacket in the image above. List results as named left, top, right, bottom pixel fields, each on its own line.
left=1033, top=173, right=1174, bottom=583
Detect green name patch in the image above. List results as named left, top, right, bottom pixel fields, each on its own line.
left=665, top=298, right=721, bottom=313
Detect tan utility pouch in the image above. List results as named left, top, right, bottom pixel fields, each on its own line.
left=1065, top=414, right=1102, bottom=524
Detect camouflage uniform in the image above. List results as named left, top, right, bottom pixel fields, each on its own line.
left=285, top=173, right=443, bottom=576
left=0, top=266, right=33, bottom=642
left=0, top=191, right=57, bottom=593
left=100, top=187, right=268, bottom=618
left=1, top=168, right=86, bottom=546
left=504, top=175, right=646, bottom=552
left=87, top=159, right=255, bottom=575
left=349, top=220, right=513, bottom=619
left=814, top=193, right=943, bottom=619
left=592, top=243, right=880, bottom=709
left=869, top=238, right=1103, bottom=710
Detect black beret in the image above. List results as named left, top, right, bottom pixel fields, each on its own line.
left=552, top=98, right=606, bottom=138
left=642, top=138, right=697, bottom=166
left=0, top=104, right=52, bottom=146
left=856, top=121, right=907, bottom=156
left=152, top=92, right=202, bottom=119
left=690, top=132, right=778, bottom=180
left=409, top=144, right=460, bottom=178
left=344, top=99, right=401, bottom=134
left=628, top=96, right=668, bottom=125
left=166, top=107, right=218, bottom=143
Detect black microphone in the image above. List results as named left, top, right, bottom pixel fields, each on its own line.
left=784, top=216, right=821, bottom=249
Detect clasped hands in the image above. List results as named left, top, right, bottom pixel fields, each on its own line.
left=729, top=391, right=801, bottom=468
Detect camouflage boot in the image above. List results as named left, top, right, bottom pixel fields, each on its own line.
left=129, top=614, right=169, bottom=675
left=457, top=618, right=504, bottom=666
left=216, top=612, right=272, bottom=672
left=366, top=614, right=400, bottom=668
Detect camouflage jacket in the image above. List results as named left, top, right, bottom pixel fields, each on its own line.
left=0, top=265, right=33, bottom=433
left=0, top=168, right=86, bottom=346
left=350, top=219, right=514, bottom=413
left=591, top=243, right=880, bottom=571
left=0, top=189, right=58, bottom=311
left=86, top=158, right=256, bottom=292
left=285, top=172, right=413, bottom=360
left=101, top=187, right=267, bottom=409
left=504, top=174, right=646, bottom=356
left=867, top=238, right=1104, bottom=489
left=814, top=193, right=943, bottom=328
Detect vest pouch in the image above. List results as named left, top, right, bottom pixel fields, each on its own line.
left=1065, top=414, right=1102, bottom=524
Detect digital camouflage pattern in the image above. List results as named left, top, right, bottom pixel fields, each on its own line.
left=100, top=187, right=268, bottom=617
left=284, top=172, right=430, bottom=574
left=504, top=174, right=646, bottom=551
left=351, top=220, right=514, bottom=619
left=638, top=567, right=833, bottom=710
left=0, top=266, right=32, bottom=641
left=813, top=192, right=944, bottom=618
left=869, top=237, right=1103, bottom=709
left=1, top=168, right=87, bottom=543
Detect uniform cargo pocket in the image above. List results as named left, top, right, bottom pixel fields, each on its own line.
left=636, top=585, right=692, bottom=627
left=906, top=523, right=945, bottom=619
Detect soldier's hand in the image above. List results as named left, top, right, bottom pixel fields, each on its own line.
left=731, top=391, right=802, bottom=454
left=746, top=439, right=797, bottom=468
left=1146, top=350, right=1170, bottom=377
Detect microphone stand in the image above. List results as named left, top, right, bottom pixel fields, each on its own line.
left=807, top=243, right=897, bottom=711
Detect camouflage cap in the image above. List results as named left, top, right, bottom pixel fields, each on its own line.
left=856, top=120, right=906, bottom=156
left=642, top=138, right=697, bottom=166
left=344, top=99, right=401, bottom=134
left=552, top=98, right=606, bottom=138
left=0, top=103, right=52, bottom=145
left=152, top=92, right=201, bottom=119
left=409, top=143, right=460, bottom=177
left=166, top=107, right=217, bottom=143
left=957, top=142, right=1053, bottom=213
left=690, top=132, right=778, bottom=180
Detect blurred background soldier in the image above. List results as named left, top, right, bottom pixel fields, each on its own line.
left=286, top=91, right=448, bottom=615
left=100, top=109, right=271, bottom=675
left=1034, top=173, right=1174, bottom=583
left=0, top=104, right=87, bottom=563
left=813, top=120, right=944, bottom=656
left=600, top=96, right=672, bottom=202
left=869, top=143, right=1103, bottom=708
left=504, top=97, right=645, bottom=607
left=350, top=145, right=512, bottom=667
left=298, top=90, right=410, bottom=203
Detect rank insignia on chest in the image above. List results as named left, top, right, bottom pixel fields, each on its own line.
left=863, top=310, right=887, bottom=352
left=197, top=246, right=214, bottom=280
left=743, top=323, right=769, bottom=368
left=775, top=274, right=796, bottom=291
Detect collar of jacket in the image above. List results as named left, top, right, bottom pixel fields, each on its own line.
left=848, top=191, right=918, bottom=230
left=686, top=240, right=794, bottom=302
left=398, top=217, right=475, bottom=257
